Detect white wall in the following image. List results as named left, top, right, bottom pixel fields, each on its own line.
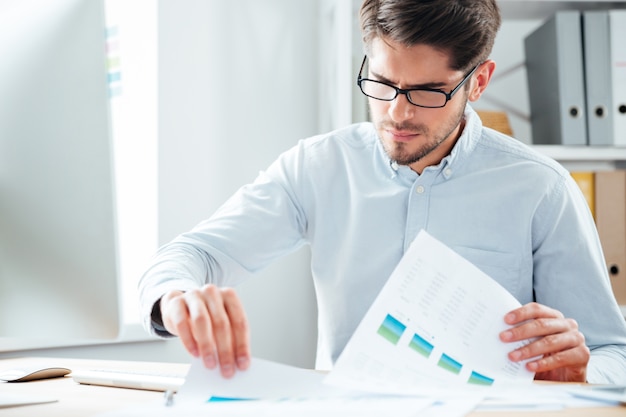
left=157, top=0, right=320, bottom=368
left=473, top=18, right=545, bottom=144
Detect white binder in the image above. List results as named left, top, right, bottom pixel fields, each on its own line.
left=610, top=10, right=626, bottom=146
left=583, top=10, right=626, bottom=146
left=525, top=10, right=587, bottom=145
left=583, top=11, right=613, bottom=146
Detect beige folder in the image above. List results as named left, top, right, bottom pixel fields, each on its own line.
left=595, top=170, right=626, bottom=305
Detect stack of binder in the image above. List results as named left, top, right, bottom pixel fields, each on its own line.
left=525, top=10, right=626, bottom=146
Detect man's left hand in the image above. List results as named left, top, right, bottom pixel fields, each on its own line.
left=500, top=302, right=589, bottom=382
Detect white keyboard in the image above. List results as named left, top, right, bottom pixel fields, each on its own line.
left=71, top=368, right=186, bottom=392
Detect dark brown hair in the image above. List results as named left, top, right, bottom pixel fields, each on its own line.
left=359, top=0, right=501, bottom=72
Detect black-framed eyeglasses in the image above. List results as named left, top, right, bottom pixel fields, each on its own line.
left=356, top=56, right=480, bottom=109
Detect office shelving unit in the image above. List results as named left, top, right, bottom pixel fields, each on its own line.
left=498, top=0, right=626, bottom=167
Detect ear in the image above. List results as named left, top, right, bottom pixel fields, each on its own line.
left=468, top=60, right=496, bottom=102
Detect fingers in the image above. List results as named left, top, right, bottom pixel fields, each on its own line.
left=188, top=287, right=222, bottom=370
left=503, top=302, right=564, bottom=326
left=505, top=322, right=584, bottom=362
left=159, top=285, right=251, bottom=378
left=160, top=291, right=200, bottom=357
left=195, top=286, right=249, bottom=377
left=500, top=316, right=569, bottom=345
left=521, top=331, right=589, bottom=382
left=530, top=342, right=589, bottom=382
left=500, top=302, right=590, bottom=382
left=222, top=288, right=251, bottom=371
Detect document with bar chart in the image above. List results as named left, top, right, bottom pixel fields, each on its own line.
left=325, top=230, right=535, bottom=395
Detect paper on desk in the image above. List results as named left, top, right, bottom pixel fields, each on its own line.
left=93, top=360, right=605, bottom=417
left=106, top=358, right=437, bottom=417
left=324, top=230, right=535, bottom=395
left=177, top=356, right=353, bottom=401
left=169, top=357, right=600, bottom=413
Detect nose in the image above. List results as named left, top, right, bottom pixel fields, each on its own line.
left=388, top=92, right=415, bottom=123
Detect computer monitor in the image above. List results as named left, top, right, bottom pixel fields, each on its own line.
left=0, top=0, right=120, bottom=345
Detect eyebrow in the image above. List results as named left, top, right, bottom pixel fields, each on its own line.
left=369, top=69, right=449, bottom=90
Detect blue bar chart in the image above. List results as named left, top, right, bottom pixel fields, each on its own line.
left=438, top=353, right=463, bottom=375
left=468, top=371, right=495, bottom=386
left=408, top=332, right=434, bottom=358
left=377, top=314, right=406, bottom=345
left=375, top=314, right=495, bottom=386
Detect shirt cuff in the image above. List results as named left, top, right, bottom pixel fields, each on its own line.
left=150, top=298, right=176, bottom=338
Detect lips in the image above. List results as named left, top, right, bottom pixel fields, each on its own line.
left=387, top=129, right=419, bottom=142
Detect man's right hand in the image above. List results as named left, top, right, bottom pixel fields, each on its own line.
left=160, top=284, right=251, bottom=378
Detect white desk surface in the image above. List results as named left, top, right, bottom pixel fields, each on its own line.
left=1, top=357, right=624, bottom=417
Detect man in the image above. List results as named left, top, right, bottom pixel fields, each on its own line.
left=139, top=0, right=626, bottom=383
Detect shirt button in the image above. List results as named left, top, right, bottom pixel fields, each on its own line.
left=415, top=185, right=425, bottom=194
left=444, top=168, right=452, bottom=177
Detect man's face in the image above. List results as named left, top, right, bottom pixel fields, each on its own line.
left=366, top=38, right=473, bottom=174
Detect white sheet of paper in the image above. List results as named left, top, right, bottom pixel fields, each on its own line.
left=177, top=357, right=360, bottom=402
left=324, top=230, right=535, bottom=395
